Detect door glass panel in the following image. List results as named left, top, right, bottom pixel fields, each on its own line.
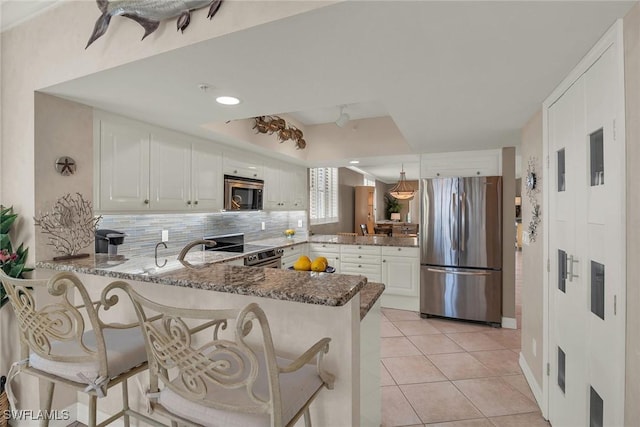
left=558, top=346, right=566, bottom=393
left=590, top=386, right=604, bottom=427
left=590, top=128, right=604, bottom=186
left=557, top=149, right=566, bottom=192
left=591, top=261, right=605, bottom=320
left=558, top=249, right=567, bottom=293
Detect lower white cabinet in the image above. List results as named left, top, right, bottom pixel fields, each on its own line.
left=308, top=243, right=341, bottom=273
left=340, top=245, right=382, bottom=283
left=382, top=247, right=419, bottom=296
left=280, top=244, right=307, bottom=269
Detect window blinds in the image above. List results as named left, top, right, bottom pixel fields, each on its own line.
left=310, top=167, right=338, bottom=224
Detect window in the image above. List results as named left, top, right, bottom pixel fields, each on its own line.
left=310, top=167, right=339, bottom=224
left=364, top=177, right=376, bottom=187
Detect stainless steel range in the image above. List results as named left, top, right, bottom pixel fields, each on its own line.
left=203, top=233, right=283, bottom=268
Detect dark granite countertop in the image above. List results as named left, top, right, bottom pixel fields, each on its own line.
left=360, top=282, right=385, bottom=320
left=308, top=234, right=419, bottom=247
left=36, top=253, right=367, bottom=307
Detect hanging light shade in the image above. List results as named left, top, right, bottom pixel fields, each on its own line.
left=389, top=165, right=415, bottom=200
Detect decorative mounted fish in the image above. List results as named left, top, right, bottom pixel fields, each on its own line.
left=86, top=0, right=223, bottom=49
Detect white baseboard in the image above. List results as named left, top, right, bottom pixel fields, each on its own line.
left=502, top=317, right=517, bottom=329
left=380, top=295, right=419, bottom=312
left=518, top=352, right=544, bottom=410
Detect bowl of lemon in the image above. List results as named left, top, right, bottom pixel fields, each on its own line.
left=289, top=255, right=335, bottom=273
left=284, top=229, right=296, bottom=238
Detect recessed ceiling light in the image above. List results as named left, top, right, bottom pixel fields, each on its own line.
left=216, top=96, right=241, bottom=105
left=349, top=160, right=360, bottom=164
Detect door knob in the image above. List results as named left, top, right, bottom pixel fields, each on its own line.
left=144, top=199, right=149, bottom=205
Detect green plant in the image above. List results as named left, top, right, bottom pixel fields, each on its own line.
left=1, top=205, right=33, bottom=307
left=384, top=194, right=401, bottom=220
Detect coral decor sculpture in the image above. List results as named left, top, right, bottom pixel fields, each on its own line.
left=34, top=193, right=102, bottom=259
left=253, top=116, right=307, bottom=150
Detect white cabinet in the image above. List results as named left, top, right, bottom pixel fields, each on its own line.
left=96, top=113, right=223, bottom=213
left=223, top=156, right=263, bottom=179
left=98, top=118, right=150, bottom=211
left=340, top=245, right=382, bottom=283
left=150, top=131, right=191, bottom=210
left=280, top=244, right=307, bottom=269
left=190, top=143, right=223, bottom=210
left=264, top=162, right=307, bottom=210
left=420, top=149, right=502, bottom=178
left=309, top=243, right=341, bottom=273
left=382, top=246, right=419, bottom=296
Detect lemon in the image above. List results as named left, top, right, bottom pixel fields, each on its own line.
left=311, top=258, right=328, bottom=272
left=293, top=255, right=312, bottom=271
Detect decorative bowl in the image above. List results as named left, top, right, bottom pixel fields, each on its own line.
left=288, top=266, right=336, bottom=273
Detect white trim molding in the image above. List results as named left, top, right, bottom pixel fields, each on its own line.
left=519, top=352, right=545, bottom=416
left=501, top=317, right=517, bottom=329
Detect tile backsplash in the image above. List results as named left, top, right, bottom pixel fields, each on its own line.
left=98, top=211, right=308, bottom=257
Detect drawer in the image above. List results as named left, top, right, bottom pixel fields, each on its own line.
left=341, top=253, right=381, bottom=265
left=281, top=245, right=303, bottom=257
left=309, top=251, right=340, bottom=264
left=340, top=263, right=381, bottom=276
left=382, top=246, right=419, bottom=257
left=340, top=245, right=381, bottom=256
left=309, top=243, right=340, bottom=253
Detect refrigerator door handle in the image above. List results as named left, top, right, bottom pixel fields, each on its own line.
left=451, top=193, right=457, bottom=250
left=426, top=267, right=491, bottom=276
left=461, top=192, right=466, bottom=252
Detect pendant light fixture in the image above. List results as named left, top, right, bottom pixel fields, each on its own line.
left=389, top=164, right=415, bottom=200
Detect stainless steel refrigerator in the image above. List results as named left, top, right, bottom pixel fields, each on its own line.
left=420, top=176, right=502, bottom=325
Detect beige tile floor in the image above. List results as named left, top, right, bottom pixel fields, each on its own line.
left=380, top=251, right=549, bottom=427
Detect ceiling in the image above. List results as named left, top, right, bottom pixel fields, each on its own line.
left=35, top=1, right=635, bottom=182
left=0, top=0, right=60, bottom=32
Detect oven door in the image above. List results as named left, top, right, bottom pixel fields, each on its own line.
left=246, top=257, right=282, bottom=269
left=224, top=177, right=264, bottom=210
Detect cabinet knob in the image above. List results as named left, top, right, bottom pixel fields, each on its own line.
left=358, top=265, right=362, bottom=268
left=322, top=244, right=326, bottom=247
left=194, top=200, right=198, bottom=205
left=144, top=199, right=149, bottom=205
left=187, top=200, right=191, bottom=205
left=358, top=255, right=362, bottom=258
left=233, top=169, right=238, bottom=174
left=383, top=259, right=386, bottom=263
left=398, top=248, right=402, bottom=251
left=253, top=174, right=257, bottom=177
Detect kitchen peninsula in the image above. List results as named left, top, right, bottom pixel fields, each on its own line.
left=36, top=247, right=384, bottom=426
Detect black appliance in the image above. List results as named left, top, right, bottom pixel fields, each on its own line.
left=224, top=175, right=264, bottom=211
left=95, top=229, right=126, bottom=255
left=203, top=233, right=283, bottom=268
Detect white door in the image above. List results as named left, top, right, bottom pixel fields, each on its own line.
left=547, top=38, right=625, bottom=427
left=191, top=143, right=223, bottom=211
left=382, top=254, right=419, bottom=297
left=99, top=119, right=150, bottom=211
left=290, top=167, right=308, bottom=209
left=150, top=132, right=191, bottom=211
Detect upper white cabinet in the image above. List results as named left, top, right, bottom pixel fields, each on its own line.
left=222, top=156, right=263, bottom=179
left=96, top=113, right=223, bottom=213
left=420, top=149, right=502, bottom=178
left=150, top=131, right=191, bottom=211
left=149, top=129, right=223, bottom=211
left=191, top=143, right=223, bottom=210
left=264, top=161, right=307, bottom=210
left=95, top=112, right=303, bottom=213
left=98, top=118, right=151, bottom=211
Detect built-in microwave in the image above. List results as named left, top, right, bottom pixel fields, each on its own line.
left=224, top=175, right=264, bottom=211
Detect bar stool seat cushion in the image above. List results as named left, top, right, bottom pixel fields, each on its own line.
left=158, top=354, right=323, bottom=427
left=29, top=328, right=147, bottom=385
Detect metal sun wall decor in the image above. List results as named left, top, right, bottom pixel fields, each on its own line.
left=86, top=0, right=223, bottom=48
left=253, top=116, right=307, bottom=150
left=34, top=193, right=102, bottom=260
left=525, top=157, right=541, bottom=242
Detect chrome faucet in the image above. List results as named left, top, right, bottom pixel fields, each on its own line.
left=177, top=239, right=216, bottom=261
